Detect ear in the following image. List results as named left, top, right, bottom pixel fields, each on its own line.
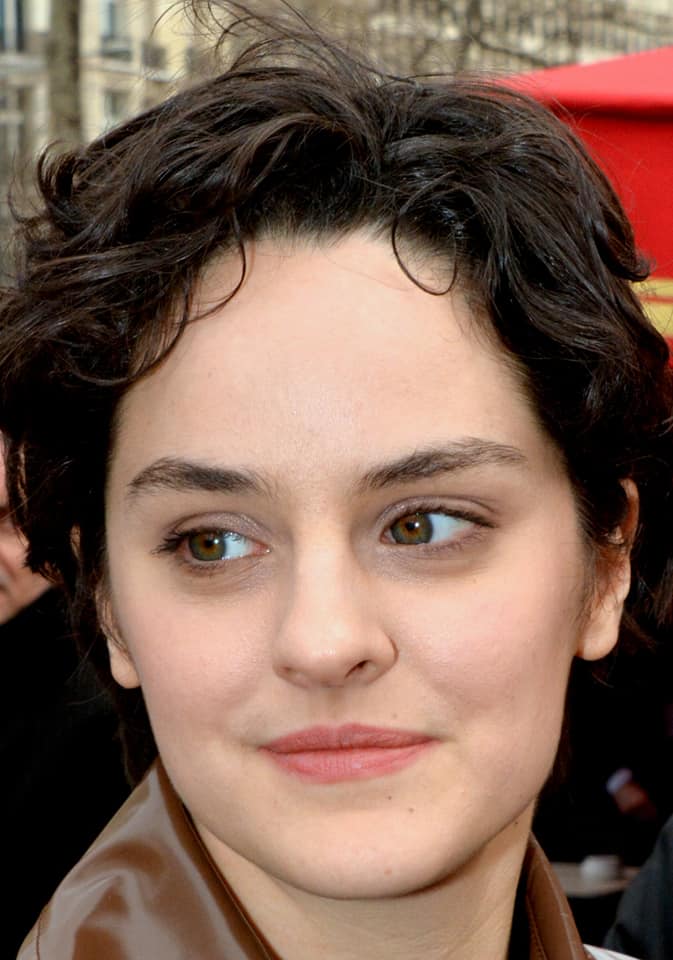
left=96, top=586, right=141, bottom=690
left=575, top=479, right=639, bottom=662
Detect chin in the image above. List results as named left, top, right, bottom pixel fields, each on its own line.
left=282, top=863, right=446, bottom=901
left=276, top=805, right=535, bottom=902
left=263, top=834, right=483, bottom=902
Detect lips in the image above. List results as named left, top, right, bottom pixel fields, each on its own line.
left=260, top=723, right=435, bottom=784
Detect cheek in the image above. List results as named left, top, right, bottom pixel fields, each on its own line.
left=110, top=587, right=268, bottom=738
left=387, top=541, right=584, bottom=746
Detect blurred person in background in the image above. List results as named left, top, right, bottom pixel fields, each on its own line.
left=0, top=438, right=130, bottom=957
left=534, top=653, right=673, bottom=869
left=0, top=442, right=50, bottom=622
left=603, top=811, right=673, bottom=959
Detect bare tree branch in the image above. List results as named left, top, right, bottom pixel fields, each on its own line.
left=47, top=0, right=82, bottom=145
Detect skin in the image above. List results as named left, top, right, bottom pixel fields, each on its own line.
left=0, top=445, right=49, bottom=624
left=102, top=234, right=634, bottom=960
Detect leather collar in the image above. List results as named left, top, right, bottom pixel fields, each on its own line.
left=22, top=761, right=589, bottom=959
left=519, top=837, right=589, bottom=960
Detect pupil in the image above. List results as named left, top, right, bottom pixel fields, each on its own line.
left=392, top=513, right=433, bottom=544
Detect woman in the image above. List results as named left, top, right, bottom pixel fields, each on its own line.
left=1, top=6, right=671, bottom=958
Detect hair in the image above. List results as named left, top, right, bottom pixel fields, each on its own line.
left=1, top=3, right=672, bottom=782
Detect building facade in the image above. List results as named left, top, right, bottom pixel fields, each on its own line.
left=0, top=0, right=201, bottom=197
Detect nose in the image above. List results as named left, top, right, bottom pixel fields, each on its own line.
left=273, top=550, right=397, bottom=689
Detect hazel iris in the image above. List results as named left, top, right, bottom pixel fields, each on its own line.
left=390, top=513, right=434, bottom=545
left=187, top=531, right=228, bottom=562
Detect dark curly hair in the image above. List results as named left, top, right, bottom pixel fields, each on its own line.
left=1, top=3, right=672, bottom=782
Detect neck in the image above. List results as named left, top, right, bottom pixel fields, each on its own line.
left=213, top=815, right=532, bottom=960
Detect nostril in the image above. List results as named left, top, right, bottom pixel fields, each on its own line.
left=347, top=660, right=370, bottom=678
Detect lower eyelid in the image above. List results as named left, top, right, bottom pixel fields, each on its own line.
left=174, top=543, right=268, bottom=577
left=396, top=525, right=489, bottom=553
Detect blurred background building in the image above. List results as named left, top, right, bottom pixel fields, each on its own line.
left=2, top=1, right=673, bottom=201
left=335, top=0, right=673, bottom=73
left=0, top=2, right=199, bottom=191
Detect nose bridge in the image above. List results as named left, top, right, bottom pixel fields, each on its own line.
left=273, top=539, right=396, bottom=688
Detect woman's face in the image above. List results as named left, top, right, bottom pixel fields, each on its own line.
left=103, top=234, right=628, bottom=899
left=0, top=442, right=49, bottom=623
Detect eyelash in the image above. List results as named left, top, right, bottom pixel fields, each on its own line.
left=154, top=502, right=493, bottom=574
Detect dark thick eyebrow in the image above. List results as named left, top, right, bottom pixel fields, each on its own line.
left=126, top=457, right=268, bottom=503
left=357, top=439, right=527, bottom=492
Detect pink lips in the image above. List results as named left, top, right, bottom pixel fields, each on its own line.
left=261, top=724, right=435, bottom=784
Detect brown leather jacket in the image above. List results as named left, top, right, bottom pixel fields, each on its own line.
left=18, top=761, right=631, bottom=959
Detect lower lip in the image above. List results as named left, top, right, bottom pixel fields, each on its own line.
left=261, top=741, right=435, bottom=784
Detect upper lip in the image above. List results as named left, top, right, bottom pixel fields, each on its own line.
left=262, top=724, right=433, bottom=753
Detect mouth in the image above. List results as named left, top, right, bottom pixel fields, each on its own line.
left=260, top=723, right=436, bottom=784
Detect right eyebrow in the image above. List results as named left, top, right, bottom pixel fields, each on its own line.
left=126, top=457, right=269, bottom=503
left=357, top=439, right=527, bottom=492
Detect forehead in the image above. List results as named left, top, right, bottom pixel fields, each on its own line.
left=110, top=235, right=557, bottom=490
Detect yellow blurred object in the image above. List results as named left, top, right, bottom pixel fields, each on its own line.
left=635, top=277, right=673, bottom=339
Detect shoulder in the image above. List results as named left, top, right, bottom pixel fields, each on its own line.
left=18, top=765, right=183, bottom=957
left=585, top=947, right=641, bottom=960
left=603, top=813, right=673, bottom=958
left=17, top=924, right=37, bottom=960
left=17, top=762, right=267, bottom=959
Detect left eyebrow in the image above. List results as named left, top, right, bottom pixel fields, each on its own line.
left=357, top=439, right=527, bottom=492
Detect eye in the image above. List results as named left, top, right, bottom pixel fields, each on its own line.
left=387, top=511, right=471, bottom=546
left=186, top=530, right=256, bottom=562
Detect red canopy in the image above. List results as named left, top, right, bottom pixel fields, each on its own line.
left=507, top=47, right=673, bottom=336
left=508, top=45, right=673, bottom=118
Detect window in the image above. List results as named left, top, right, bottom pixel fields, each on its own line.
left=0, top=84, right=30, bottom=181
left=101, top=0, right=126, bottom=39
left=100, top=0, right=132, bottom=59
left=0, top=0, right=25, bottom=52
left=103, top=88, right=129, bottom=129
left=141, top=41, right=166, bottom=70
